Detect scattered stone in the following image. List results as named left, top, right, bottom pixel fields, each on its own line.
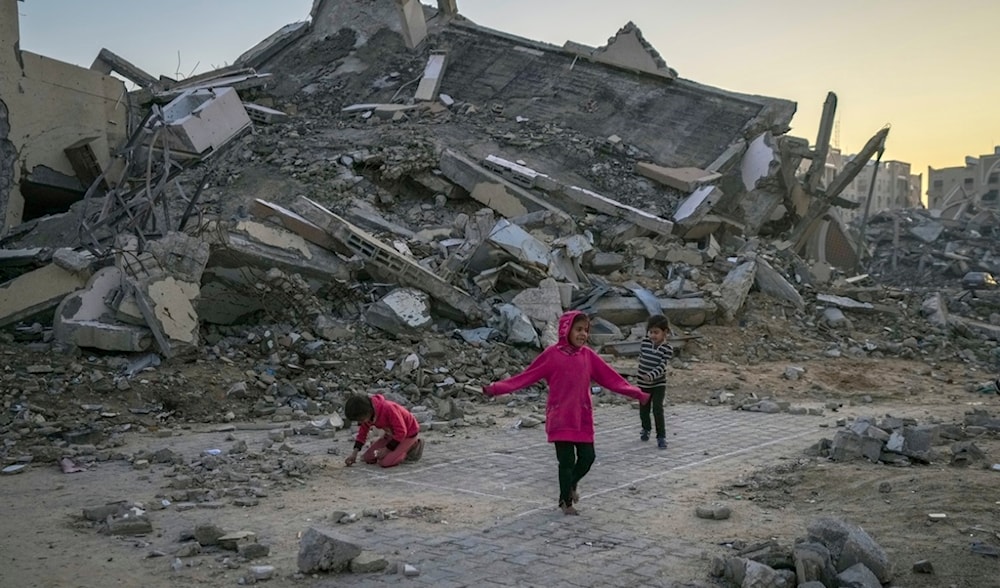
left=350, top=551, right=389, bottom=573
left=297, top=527, right=362, bottom=573
left=912, top=559, right=934, bottom=574
left=695, top=504, right=731, bottom=520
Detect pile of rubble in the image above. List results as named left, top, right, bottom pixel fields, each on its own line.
left=712, top=517, right=893, bottom=588
left=817, top=409, right=998, bottom=467
left=2, top=0, right=999, bottom=469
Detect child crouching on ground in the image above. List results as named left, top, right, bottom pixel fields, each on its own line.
left=344, top=393, right=424, bottom=468
left=483, top=310, right=649, bottom=515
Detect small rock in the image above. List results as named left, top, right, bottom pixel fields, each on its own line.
left=350, top=551, right=389, bottom=573
left=402, top=563, right=420, bottom=577
left=695, top=505, right=731, bottom=520
left=248, top=565, right=275, bottom=581
left=912, top=559, right=934, bottom=574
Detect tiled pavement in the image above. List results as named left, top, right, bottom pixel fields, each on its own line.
left=312, top=405, right=825, bottom=587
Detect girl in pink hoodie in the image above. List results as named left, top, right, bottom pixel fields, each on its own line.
left=484, top=310, right=649, bottom=515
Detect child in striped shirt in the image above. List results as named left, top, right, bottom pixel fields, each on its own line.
left=636, top=314, right=674, bottom=449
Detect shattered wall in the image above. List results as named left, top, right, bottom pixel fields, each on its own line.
left=309, top=0, right=412, bottom=47
left=0, top=0, right=129, bottom=231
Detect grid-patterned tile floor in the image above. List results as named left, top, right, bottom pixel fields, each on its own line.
left=314, top=405, right=824, bottom=587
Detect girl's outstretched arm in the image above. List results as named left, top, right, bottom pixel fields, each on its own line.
left=484, top=349, right=552, bottom=396
left=588, top=350, right=650, bottom=404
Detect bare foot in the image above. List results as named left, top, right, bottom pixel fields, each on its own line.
left=561, top=504, right=579, bottom=516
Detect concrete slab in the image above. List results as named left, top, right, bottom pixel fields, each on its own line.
left=395, top=0, right=427, bottom=49
left=592, top=296, right=717, bottom=327
left=635, top=162, right=721, bottom=192
left=234, top=21, right=309, bottom=69
left=439, top=150, right=571, bottom=221
left=673, top=185, right=722, bottom=229
left=0, top=263, right=89, bottom=328
left=414, top=52, right=448, bottom=102
left=564, top=186, right=674, bottom=236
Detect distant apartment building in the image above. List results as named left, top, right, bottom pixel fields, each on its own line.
left=926, top=146, right=1000, bottom=217
left=817, top=148, right=923, bottom=225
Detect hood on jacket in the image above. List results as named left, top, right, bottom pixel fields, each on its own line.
left=556, top=310, right=589, bottom=354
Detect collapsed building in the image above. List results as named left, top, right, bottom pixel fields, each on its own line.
left=0, top=0, right=996, bottom=365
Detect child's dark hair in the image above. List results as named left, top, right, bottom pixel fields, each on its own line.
left=571, top=313, right=591, bottom=328
left=344, top=394, right=373, bottom=422
left=646, top=314, right=671, bottom=332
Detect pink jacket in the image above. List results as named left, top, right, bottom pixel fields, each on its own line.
left=484, top=310, right=649, bottom=443
left=354, top=394, right=420, bottom=447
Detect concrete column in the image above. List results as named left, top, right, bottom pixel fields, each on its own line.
left=395, top=0, right=427, bottom=50
left=437, top=0, right=458, bottom=15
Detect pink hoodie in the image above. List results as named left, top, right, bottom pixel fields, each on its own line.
left=484, top=310, right=649, bottom=443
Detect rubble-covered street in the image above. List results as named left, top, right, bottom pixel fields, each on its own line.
left=2, top=1, right=1000, bottom=587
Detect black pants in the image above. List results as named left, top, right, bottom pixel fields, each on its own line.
left=639, top=384, right=666, bottom=438
left=554, top=442, right=595, bottom=506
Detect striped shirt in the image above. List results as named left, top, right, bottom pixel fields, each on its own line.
left=637, top=336, right=673, bottom=389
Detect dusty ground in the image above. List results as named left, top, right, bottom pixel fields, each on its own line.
left=2, top=344, right=1000, bottom=588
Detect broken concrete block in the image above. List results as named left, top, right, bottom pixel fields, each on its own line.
left=836, top=563, right=881, bottom=588
left=0, top=263, right=90, bottom=328
left=584, top=251, right=626, bottom=274
left=886, top=425, right=937, bottom=462
left=794, top=542, right=838, bottom=587
left=921, top=293, right=950, bottom=328
left=807, top=518, right=892, bottom=584
left=244, top=103, right=290, bottom=125
left=717, top=260, right=758, bottom=321
left=909, top=221, right=944, bottom=243
left=822, top=307, right=852, bottom=330
left=366, top=288, right=432, bottom=337
left=160, top=87, right=252, bottom=155
left=635, top=162, right=720, bottom=192
left=754, top=257, right=804, bottom=310
left=830, top=431, right=863, bottom=462
left=297, top=527, right=362, bottom=573
left=495, top=303, right=540, bottom=347
left=511, top=280, right=564, bottom=347
left=52, top=248, right=96, bottom=275
left=395, top=0, right=428, bottom=49
left=673, top=185, right=723, bottom=229
left=414, top=51, right=448, bottom=102
left=587, top=317, right=622, bottom=347
left=663, top=244, right=704, bottom=266
left=350, top=551, right=389, bottom=573
left=119, top=233, right=210, bottom=357
left=54, top=267, right=154, bottom=352
left=104, top=512, right=153, bottom=536
left=487, top=219, right=551, bottom=268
